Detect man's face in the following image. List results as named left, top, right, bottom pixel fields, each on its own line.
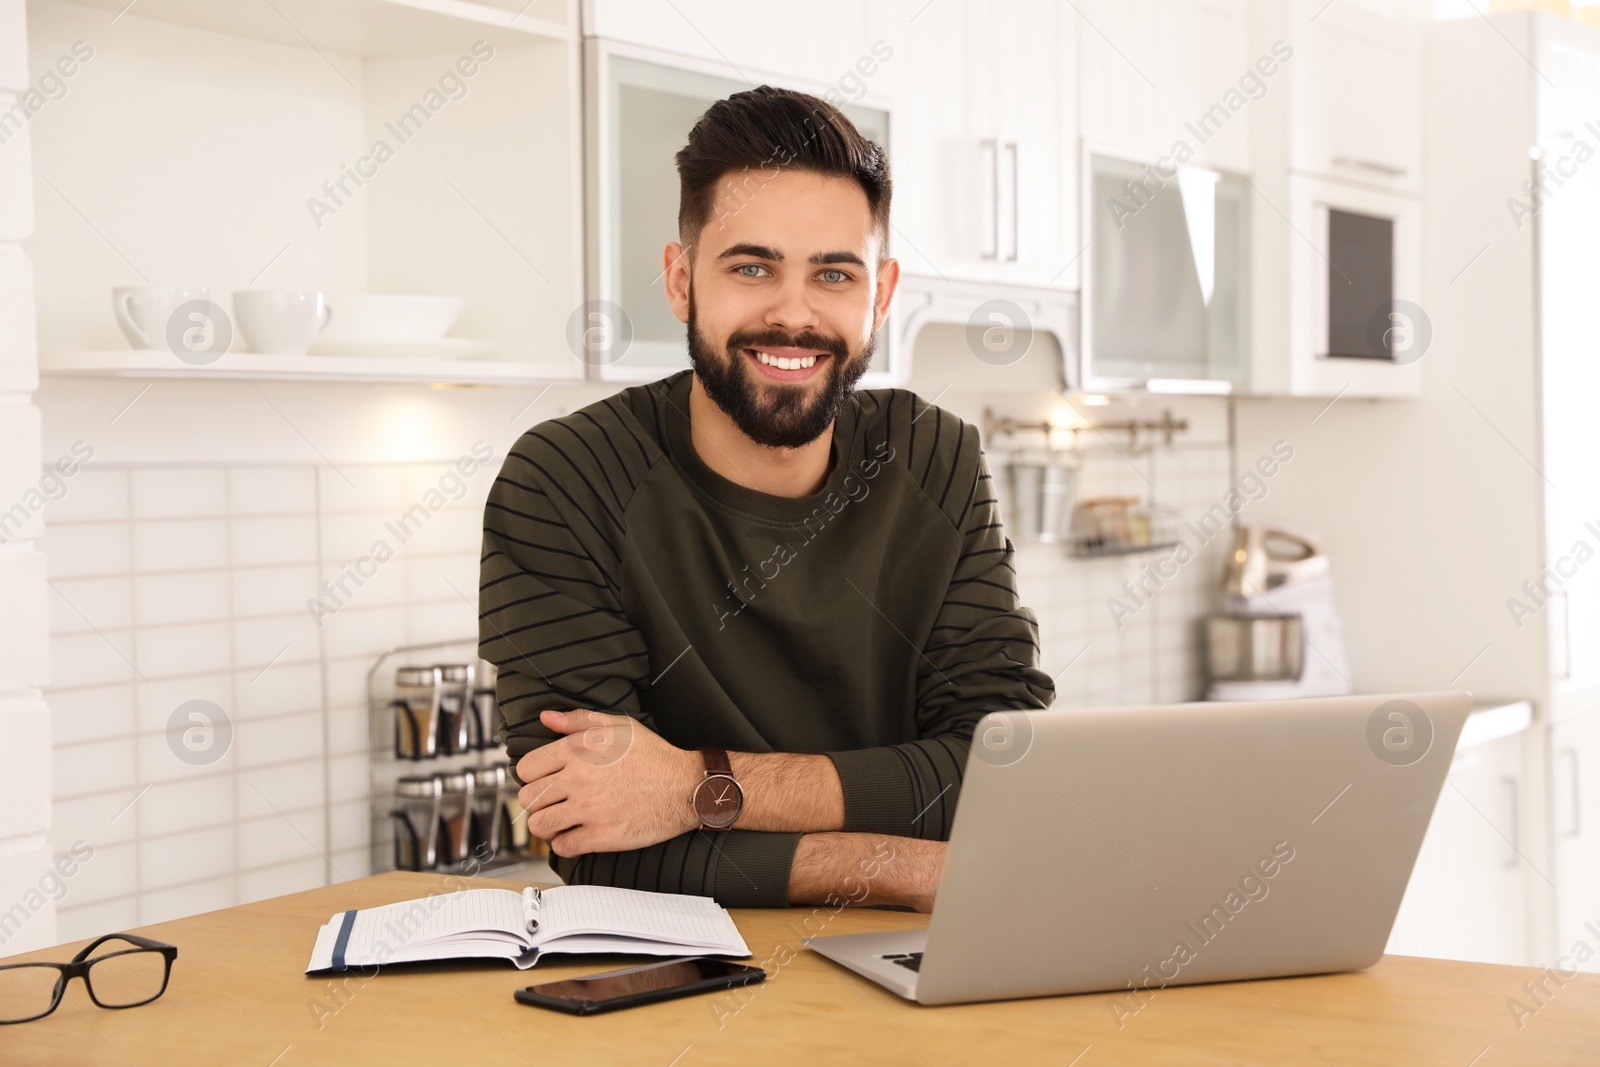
left=664, top=170, right=898, bottom=450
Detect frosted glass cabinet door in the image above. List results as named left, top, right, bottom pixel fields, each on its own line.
left=587, top=46, right=893, bottom=383
left=1080, top=151, right=1249, bottom=392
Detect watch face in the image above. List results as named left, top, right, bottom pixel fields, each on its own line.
left=693, top=774, right=742, bottom=829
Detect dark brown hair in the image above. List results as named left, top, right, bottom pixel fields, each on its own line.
left=675, top=85, right=891, bottom=249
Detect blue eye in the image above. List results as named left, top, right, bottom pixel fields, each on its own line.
left=736, top=264, right=765, bottom=278
left=820, top=269, right=849, bottom=283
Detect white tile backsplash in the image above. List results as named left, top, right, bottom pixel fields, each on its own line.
left=319, top=466, right=407, bottom=513
left=132, top=570, right=230, bottom=627
left=139, top=826, right=234, bottom=891
left=130, top=469, right=228, bottom=520
left=132, top=519, right=228, bottom=573
left=42, top=459, right=509, bottom=935
left=231, top=514, right=319, bottom=567
left=228, top=467, right=316, bottom=516
left=46, top=575, right=132, bottom=634
left=43, top=469, right=128, bottom=524
left=42, top=521, right=130, bottom=578
left=133, top=620, right=231, bottom=679
left=232, top=563, right=319, bottom=618
left=234, top=660, right=321, bottom=720
left=49, top=683, right=136, bottom=747
left=136, top=776, right=234, bottom=839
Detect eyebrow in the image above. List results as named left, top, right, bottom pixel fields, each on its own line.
left=715, top=243, right=867, bottom=268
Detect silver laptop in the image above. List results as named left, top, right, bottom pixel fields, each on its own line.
left=804, top=690, right=1471, bottom=1006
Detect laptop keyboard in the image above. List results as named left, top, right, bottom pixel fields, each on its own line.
left=881, top=952, right=923, bottom=972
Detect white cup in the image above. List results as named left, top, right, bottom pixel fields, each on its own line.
left=113, top=286, right=209, bottom=350
left=233, top=291, right=331, bottom=356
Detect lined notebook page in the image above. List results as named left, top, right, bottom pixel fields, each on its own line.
left=540, top=886, right=737, bottom=946
left=347, top=888, right=528, bottom=960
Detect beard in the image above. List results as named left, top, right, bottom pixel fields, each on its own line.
left=685, top=294, right=875, bottom=450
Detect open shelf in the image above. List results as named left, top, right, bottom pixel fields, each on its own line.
left=41, top=349, right=585, bottom=386
left=57, top=0, right=570, bottom=56
left=27, top=0, right=585, bottom=385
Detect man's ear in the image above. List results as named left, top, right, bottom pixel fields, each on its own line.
left=663, top=240, right=693, bottom=324
left=871, top=255, right=900, bottom=333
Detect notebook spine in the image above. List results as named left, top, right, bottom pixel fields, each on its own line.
left=522, top=886, right=541, bottom=933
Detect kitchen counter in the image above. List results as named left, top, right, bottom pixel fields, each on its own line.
left=2, top=871, right=1596, bottom=1066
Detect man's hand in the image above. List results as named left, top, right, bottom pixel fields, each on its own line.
left=516, top=709, right=702, bottom=858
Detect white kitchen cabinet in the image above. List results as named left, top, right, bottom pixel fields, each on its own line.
left=889, top=0, right=976, bottom=281
left=889, top=0, right=1076, bottom=288
left=1079, top=149, right=1251, bottom=393
left=1553, top=711, right=1600, bottom=969
left=1284, top=174, right=1423, bottom=397
left=1078, top=0, right=1252, bottom=174
left=968, top=0, right=1077, bottom=287
left=1287, top=0, right=1423, bottom=195
left=1387, top=719, right=1534, bottom=967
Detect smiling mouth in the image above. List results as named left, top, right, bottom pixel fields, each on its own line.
left=743, top=346, right=831, bottom=381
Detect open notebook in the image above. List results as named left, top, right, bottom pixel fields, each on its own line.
left=305, top=886, right=751, bottom=973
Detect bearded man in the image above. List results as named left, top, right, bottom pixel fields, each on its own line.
left=479, top=85, right=1053, bottom=911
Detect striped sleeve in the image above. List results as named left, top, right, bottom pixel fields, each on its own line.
left=824, top=395, right=1055, bottom=841
left=479, top=411, right=802, bottom=907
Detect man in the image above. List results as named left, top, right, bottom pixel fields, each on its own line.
left=479, top=86, right=1053, bottom=911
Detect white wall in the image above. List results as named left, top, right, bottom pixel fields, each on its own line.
left=0, top=0, right=58, bottom=960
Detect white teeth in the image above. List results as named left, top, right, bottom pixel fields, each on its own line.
left=754, top=351, right=817, bottom=370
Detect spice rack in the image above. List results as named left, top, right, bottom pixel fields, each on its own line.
left=367, top=638, right=547, bottom=879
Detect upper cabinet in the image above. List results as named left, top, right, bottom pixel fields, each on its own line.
left=889, top=0, right=1078, bottom=288
left=1241, top=0, right=1426, bottom=398
left=1080, top=151, right=1250, bottom=393
left=1289, top=0, right=1423, bottom=195
left=1078, top=0, right=1254, bottom=175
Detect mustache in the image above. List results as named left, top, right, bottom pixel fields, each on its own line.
left=725, top=327, right=849, bottom=361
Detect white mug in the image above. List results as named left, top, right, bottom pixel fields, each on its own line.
left=233, top=291, right=332, bottom=356
left=113, top=286, right=208, bottom=350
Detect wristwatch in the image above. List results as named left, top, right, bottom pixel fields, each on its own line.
left=691, top=747, right=744, bottom=831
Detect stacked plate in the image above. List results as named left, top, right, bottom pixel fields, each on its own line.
left=309, top=295, right=490, bottom=359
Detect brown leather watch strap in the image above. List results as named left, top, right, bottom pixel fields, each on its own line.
left=700, top=747, right=733, bottom=776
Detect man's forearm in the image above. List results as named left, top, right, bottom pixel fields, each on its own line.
left=787, top=832, right=946, bottom=912
left=725, top=751, right=845, bottom=833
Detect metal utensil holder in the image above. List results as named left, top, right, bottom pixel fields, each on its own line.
left=368, top=638, right=541, bottom=876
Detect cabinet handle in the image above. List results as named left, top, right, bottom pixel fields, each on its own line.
left=1502, top=775, right=1519, bottom=869
left=980, top=138, right=999, bottom=260
left=1332, top=156, right=1408, bottom=178
left=1005, top=141, right=1019, bottom=263
left=1562, top=746, right=1581, bottom=838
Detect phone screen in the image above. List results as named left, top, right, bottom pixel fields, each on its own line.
left=522, top=957, right=761, bottom=1008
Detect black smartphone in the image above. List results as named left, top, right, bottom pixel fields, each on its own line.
left=514, top=957, right=766, bottom=1016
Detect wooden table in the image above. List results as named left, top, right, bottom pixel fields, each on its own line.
left=2, top=871, right=1596, bottom=1065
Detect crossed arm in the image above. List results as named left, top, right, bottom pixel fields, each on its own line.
left=513, top=707, right=946, bottom=910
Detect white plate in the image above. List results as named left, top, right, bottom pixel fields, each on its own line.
left=308, top=338, right=494, bottom=359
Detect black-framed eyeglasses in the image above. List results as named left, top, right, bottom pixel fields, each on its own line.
left=0, top=932, right=177, bottom=1024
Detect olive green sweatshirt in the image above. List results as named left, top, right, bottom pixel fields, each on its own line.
left=478, top=369, right=1054, bottom=907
